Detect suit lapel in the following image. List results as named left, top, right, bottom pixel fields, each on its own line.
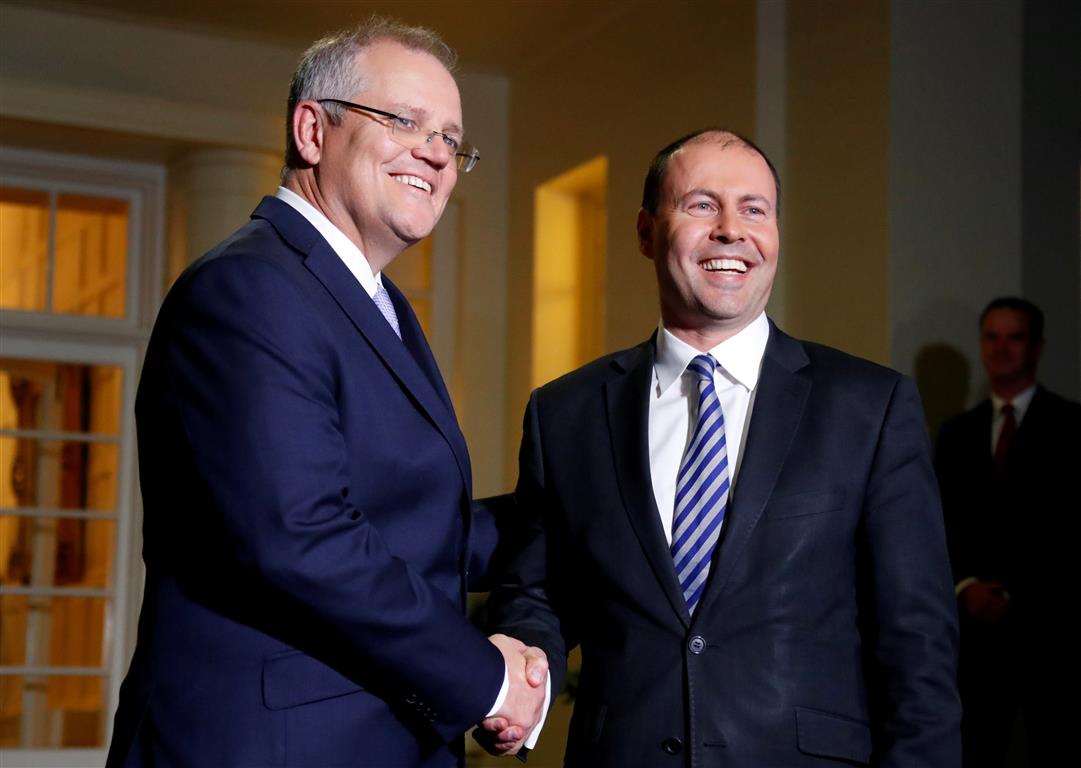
left=605, top=338, right=692, bottom=628
left=1007, top=385, right=1044, bottom=459
left=253, top=196, right=472, bottom=497
left=695, top=324, right=811, bottom=618
left=387, top=275, right=472, bottom=494
left=973, top=400, right=994, bottom=465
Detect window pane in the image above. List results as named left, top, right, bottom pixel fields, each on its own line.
left=0, top=438, right=119, bottom=513
left=0, top=358, right=123, bottom=436
left=0, top=516, right=115, bottom=588
left=0, top=187, right=50, bottom=312
left=0, top=674, right=24, bottom=746
left=0, top=595, right=109, bottom=665
left=53, top=194, right=128, bottom=318
left=0, top=673, right=107, bottom=748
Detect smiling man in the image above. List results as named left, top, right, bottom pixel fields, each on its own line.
left=106, top=17, right=545, bottom=768
left=487, top=130, right=961, bottom=766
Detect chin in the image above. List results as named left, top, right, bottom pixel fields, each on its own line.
left=391, top=219, right=437, bottom=245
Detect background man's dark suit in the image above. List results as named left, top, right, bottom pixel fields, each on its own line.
left=106, top=197, right=505, bottom=767
left=492, top=323, right=961, bottom=767
left=936, top=385, right=1080, bottom=766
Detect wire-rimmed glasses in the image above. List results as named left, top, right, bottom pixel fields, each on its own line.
left=317, top=98, right=480, bottom=173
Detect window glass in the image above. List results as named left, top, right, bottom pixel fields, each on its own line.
left=0, top=186, right=129, bottom=318
left=54, top=194, right=128, bottom=318
left=0, top=187, right=50, bottom=312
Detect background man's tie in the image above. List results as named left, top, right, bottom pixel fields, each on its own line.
left=671, top=354, right=730, bottom=613
left=992, top=402, right=1016, bottom=472
left=372, top=284, right=401, bottom=339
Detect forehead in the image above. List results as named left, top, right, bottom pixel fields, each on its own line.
left=353, top=41, right=461, bottom=119
left=664, top=140, right=776, bottom=202
left=982, top=308, right=1031, bottom=335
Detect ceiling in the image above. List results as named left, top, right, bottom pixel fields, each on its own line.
left=16, top=0, right=641, bottom=76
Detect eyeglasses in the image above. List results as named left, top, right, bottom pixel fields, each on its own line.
left=317, top=98, right=480, bottom=173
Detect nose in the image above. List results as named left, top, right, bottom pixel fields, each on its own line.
left=412, top=132, right=454, bottom=169
left=711, top=209, right=744, bottom=243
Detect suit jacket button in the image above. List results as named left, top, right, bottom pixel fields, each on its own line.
left=661, top=737, right=683, bottom=755
left=688, top=635, right=706, bottom=654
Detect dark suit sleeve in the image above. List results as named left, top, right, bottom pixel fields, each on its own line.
left=860, top=377, right=961, bottom=767
left=468, top=494, right=517, bottom=592
left=161, top=256, right=503, bottom=740
left=486, top=391, right=572, bottom=698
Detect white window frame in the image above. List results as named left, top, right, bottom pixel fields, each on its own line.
left=0, top=146, right=164, bottom=766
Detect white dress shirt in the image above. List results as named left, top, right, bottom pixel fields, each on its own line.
left=274, top=186, right=548, bottom=745
left=648, top=313, right=770, bottom=543
left=275, top=186, right=385, bottom=299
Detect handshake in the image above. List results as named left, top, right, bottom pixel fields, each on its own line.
left=475, top=633, right=550, bottom=756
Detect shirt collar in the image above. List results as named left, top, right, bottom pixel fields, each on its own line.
left=654, top=312, right=770, bottom=396
left=991, top=383, right=1037, bottom=420
left=275, top=186, right=382, bottom=299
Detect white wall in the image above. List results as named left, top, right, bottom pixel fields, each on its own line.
left=889, top=0, right=1024, bottom=424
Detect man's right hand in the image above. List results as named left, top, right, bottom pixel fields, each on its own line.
left=960, top=579, right=1010, bottom=623
left=477, top=634, right=548, bottom=755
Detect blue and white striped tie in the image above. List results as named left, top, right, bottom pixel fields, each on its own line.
left=671, top=354, right=729, bottom=613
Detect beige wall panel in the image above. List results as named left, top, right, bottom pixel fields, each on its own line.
left=505, top=0, right=759, bottom=480
left=784, top=0, right=890, bottom=364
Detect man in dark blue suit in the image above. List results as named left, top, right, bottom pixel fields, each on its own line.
left=936, top=297, right=1080, bottom=767
left=107, top=17, right=545, bottom=768
left=487, top=130, right=961, bottom=765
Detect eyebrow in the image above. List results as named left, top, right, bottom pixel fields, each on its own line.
left=682, top=189, right=774, bottom=211
left=390, top=103, right=463, bottom=136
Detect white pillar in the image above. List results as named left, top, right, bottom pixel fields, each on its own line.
left=167, top=148, right=282, bottom=285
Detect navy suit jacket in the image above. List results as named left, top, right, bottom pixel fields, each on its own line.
left=490, top=325, right=961, bottom=767
left=107, top=197, right=504, bottom=768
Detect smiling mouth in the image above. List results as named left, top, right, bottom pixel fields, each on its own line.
left=391, top=174, right=432, bottom=194
left=701, top=258, right=748, bottom=274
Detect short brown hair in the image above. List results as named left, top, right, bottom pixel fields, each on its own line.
left=283, top=15, right=458, bottom=173
left=640, top=128, right=782, bottom=216
left=980, top=297, right=1045, bottom=341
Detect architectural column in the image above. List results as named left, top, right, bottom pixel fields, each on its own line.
left=167, top=148, right=282, bottom=285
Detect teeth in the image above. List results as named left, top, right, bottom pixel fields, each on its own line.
left=702, top=258, right=747, bottom=273
left=392, top=175, right=432, bottom=193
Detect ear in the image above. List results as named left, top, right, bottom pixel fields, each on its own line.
left=292, top=100, right=326, bottom=166
left=636, top=208, right=654, bottom=259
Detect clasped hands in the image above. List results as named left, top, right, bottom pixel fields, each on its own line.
left=474, top=633, right=549, bottom=756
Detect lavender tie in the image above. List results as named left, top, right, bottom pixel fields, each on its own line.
left=372, top=284, right=401, bottom=339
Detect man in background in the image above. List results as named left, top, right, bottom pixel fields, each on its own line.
left=107, top=17, right=545, bottom=767
left=487, top=129, right=960, bottom=765
left=936, top=297, right=1080, bottom=767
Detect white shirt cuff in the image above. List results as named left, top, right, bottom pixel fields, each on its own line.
left=485, top=662, right=509, bottom=717
left=955, top=576, right=979, bottom=596
left=524, top=675, right=552, bottom=749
